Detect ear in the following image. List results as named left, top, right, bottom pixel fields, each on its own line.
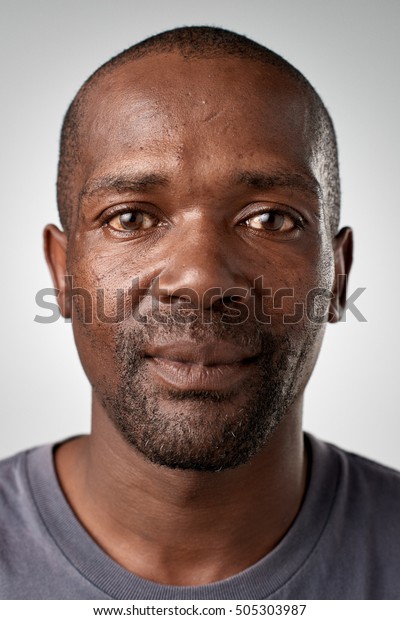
left=329, top=227, right=353, bottom=323
left=44, top=224, right=71, bottom=318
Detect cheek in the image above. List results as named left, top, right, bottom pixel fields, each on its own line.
left=259, top=243, right=335, bottom=328
left=67, top=235, right=164, bottom=389
left=68, top=235, right=159, bottom=319
left=72, top=319, right=118, bottom=389
left=66, top=243, right=132, bottom=387
left=292, top=242, right=335, bottom=325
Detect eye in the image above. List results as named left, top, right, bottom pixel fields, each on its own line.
left=244, top=210, right=298, bottom=233
left=107, top=210, right=159, bottom=232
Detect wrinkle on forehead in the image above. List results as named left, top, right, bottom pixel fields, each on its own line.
left=80, top=54, right=309, bottom=129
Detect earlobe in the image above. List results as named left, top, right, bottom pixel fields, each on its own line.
left=329, top=226, right=353, bottom=323
left=43, top=224, right=71, bottom=318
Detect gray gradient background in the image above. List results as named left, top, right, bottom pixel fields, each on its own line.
left=1, top=0, right=399, bottom=468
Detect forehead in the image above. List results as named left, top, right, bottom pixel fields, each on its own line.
left=83, top=53, right=310, bottom=135
left=75, top=53, right=317, bottom=200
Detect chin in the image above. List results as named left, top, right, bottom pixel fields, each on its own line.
left=106, top=387, right=287, bottom=472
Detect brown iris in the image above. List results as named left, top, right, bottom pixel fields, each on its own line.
left=108, top=210, right=158, bottom=231
left=246, top=212, right=293, bottom=232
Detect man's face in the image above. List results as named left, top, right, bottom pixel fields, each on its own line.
left=58, top=54, right=343, bottom=470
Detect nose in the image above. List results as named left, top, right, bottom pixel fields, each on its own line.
left=155, top=220, right=249, bottom=311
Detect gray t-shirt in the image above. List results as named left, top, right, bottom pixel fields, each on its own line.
left=0, top=434, right=399, bottom=600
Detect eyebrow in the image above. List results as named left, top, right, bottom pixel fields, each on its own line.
left=79, top=167, right=322, bottom=210
left=234, top=170, right=322, bottom=201
left=79, top=172, right=170, bottom=202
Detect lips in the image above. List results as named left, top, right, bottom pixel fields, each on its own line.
left=145, top=341, right=259, bottom=391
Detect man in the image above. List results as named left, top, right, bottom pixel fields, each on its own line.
left=0, top=26, right=399, bottom=600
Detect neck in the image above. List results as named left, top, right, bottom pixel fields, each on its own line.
left=55, top=395, right=308, bottom=586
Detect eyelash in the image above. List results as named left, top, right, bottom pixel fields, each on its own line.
left=101, top=203, right=306, bottom=235
left=239, top=205, right=305, bottom=230
left=100, top=204, right=155, bottom=223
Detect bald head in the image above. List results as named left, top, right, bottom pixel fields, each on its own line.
left=57, top=26, right=340, bottom=235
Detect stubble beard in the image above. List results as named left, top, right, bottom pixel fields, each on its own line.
left=96, top=313, right=319, bottom=472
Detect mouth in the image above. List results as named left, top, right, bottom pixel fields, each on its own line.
left=145, top=341, right=259, bottom=392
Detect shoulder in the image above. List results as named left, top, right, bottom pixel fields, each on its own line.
left=309, top=434, right=400, bottom=536
left=0, top=448, right=31, bottom=504
left=311, top=434, right=400, bottom=497
left=0, top=445, right=51, bottom=530
left=323, top=437, right=400, bottom=493
left=273, top=437, right=400, bottom=599
left=309, top=433, right=400, bottom=483
left=0, top=445, right=55, bottom=539
left=0, top=444, right=50, bottom=489
left=0, top=445, right=66, bottom=598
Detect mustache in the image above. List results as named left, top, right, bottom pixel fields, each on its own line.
left=132, top=295, right=251, bottom=325
left=123, top=312, right=259, bottom=348
left=115, top=312, right=299, bottom=368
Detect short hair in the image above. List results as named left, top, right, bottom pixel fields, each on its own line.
left=57, top=26, right=340, bottom=235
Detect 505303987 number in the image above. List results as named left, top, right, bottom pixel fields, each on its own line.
left=235, top=605, right=307, bottom=616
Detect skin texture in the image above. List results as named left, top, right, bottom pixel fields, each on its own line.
left=44, top=53, right=352, bottom=585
